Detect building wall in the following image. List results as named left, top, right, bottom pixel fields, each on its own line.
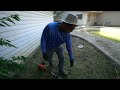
left=96, top=11, right=120, bottom=26
left=0, top=11, right=53, bottom=60
left=55, top=11, right=120, bottom=27
left=82, top=12, right=88, bottom=26
left=86, top=12, right=97, bottom=26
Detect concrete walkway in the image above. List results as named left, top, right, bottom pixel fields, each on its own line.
left=71, top=29, right=120, bottom=66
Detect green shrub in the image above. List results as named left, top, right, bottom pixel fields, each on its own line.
left=0, top=14, right=27, bottom=79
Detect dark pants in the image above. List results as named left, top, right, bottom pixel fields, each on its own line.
left=46, top=46, right=64, bottom=71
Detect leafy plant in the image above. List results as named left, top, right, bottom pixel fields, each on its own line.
left=0, top=14, right=20, bottom=27
left=0, top=14, right=27, bottom=79
left=0, top=38, right=16, bottom=48
left=0, top=57, right=27, bottom=79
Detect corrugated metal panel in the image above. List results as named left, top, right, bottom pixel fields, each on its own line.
left=0, top=11, right=53, bottom=60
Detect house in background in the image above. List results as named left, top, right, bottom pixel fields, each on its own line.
left=0, top=11, right=53, bottom=61
left=54, top=11, right=120, bottom=27
left=96, top=11, right=120, bottom=26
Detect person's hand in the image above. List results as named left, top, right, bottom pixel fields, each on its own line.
left=70, top=60, right=74, bottom=67
left=43, top=53, right=48, bottom=61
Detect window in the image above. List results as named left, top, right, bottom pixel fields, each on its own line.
left=76, top=14, right=83, bottom=19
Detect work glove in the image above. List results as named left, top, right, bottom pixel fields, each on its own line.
left=43, top=53, right=48, bottom=61
left=70, top=60, right=74, bottom=67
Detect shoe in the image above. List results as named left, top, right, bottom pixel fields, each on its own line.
left=59, top=70, right=68, bottom=76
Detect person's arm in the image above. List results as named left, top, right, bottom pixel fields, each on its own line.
left=66, top=34, right=74, bottom=61
left=66, top=34, right=74, bottom=67
left=40, top=25, right=50, bottom=61
left=41, top=26, right=48, bottom=54
left=41, top=35, right=46, bottom=54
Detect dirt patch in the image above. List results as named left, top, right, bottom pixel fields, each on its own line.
left=13, top=35, right=120, bottom=79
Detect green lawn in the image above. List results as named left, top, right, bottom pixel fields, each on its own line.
left=13, top=36, right=120, bottom=79
left=89, top=30, right=120, bottom=43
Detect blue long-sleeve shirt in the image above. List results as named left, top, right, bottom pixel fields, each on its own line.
left=40, top=22, right=74, bottom=61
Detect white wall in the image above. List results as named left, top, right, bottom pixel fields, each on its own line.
left=88, top=13, right=97, bottom=26
left=0, top=11, right=53, bottom=60
left=96, top=11, right=120, bottom=26
left=82, top=12, right=88, bottom=26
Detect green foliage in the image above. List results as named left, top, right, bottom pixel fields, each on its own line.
left=0, top=14, right=27, bottom=79
left=12, top=56, right=27, bottom=62
left=0, top=58, right=26, bottom=79
left=0, top=38, right=16, bottom=48
left=0, top=14, right=21, bottom=47
left=0, top=56, right=27, bottom=62
left=0, top=14, right=20, bottom=27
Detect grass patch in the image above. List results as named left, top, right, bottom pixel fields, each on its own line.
left=89, top=30, right=120, bottom=43
left=13, top=36, right=120, bottom=79
left=66, top=36, right=120, bottom=79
